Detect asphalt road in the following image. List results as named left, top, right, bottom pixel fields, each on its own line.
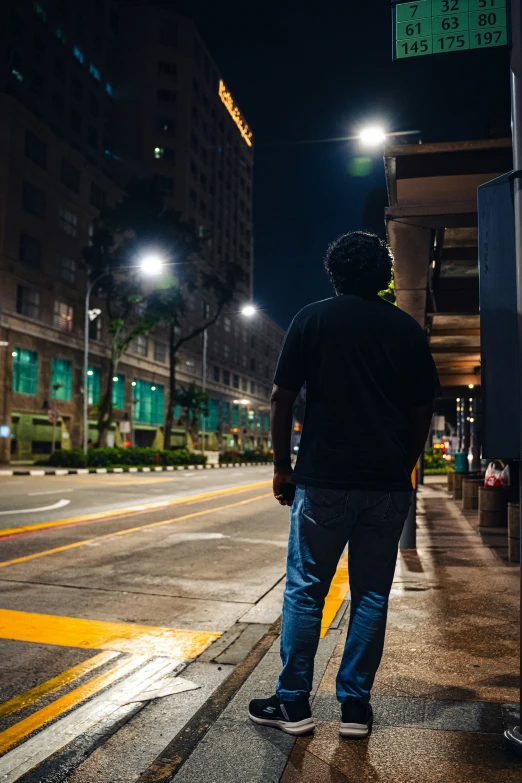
left=0, top=468, right=348, bottom=782
left=0, top=466, right=274, bottom=526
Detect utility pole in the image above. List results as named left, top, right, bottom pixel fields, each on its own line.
left=201, top=329, right=208, bottom=455
left=505, top=0, right=522, bottom=758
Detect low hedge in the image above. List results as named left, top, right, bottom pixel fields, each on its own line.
left=47, top=447, right=206, bottom=469
left=219, top=450, right=273, bottom=465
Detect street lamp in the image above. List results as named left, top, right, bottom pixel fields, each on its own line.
left=359, top=126, right=387, bottom=146
left=200, top=305, right=258, bottom=456
left=83, top=256, right=165, bottom=454
left=139, top=255, right=164, bottom=276
left=358, top=126, right=421, bottom=148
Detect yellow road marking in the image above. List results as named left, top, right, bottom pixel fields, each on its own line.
left=320, top=553, right=349, bottom=638
left=0, top=493, right=272, bottom=569
left=0, top=651, right=118, bottom=721
left=0, top=481, right=271, bottom=538
left=0, top=609, right=219, bottom=659
left=0, top=654, right=148, bottom=755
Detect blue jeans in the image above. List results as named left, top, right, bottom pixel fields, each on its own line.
left=276, top=485, right=412, bottom=705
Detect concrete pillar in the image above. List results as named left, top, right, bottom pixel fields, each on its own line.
left=386, top=221, right=433, bottom=326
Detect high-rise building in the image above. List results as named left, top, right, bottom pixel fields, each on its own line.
left=0, top=0, right=284, bottom=464
left=117, top=6, right=254, bottom=302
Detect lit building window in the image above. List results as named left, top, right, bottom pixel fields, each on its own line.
left=89, top=63, right=101, bottom=81
left=73, top=46, right=84, bottom=64
left=55, top=27, right=66, bottom=43
left=53, top=300, right=74, bottom=332
left=105, top=82, right=113, bottom=96
left=50, top=359, right=72, bottom=401
left=112, top=374, right=125, bottom=409
left=154, top=147, right=164, bottom=159
left=133, top=380, right=165, bottom=425
left=12, top=348, right=39, bottom=396
left=87, top=367, right=100, bottom=405
left=11, top=69, right=23, bottom=82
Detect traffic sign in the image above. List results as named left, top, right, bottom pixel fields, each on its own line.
left=392, top=0, right=509, bottom=59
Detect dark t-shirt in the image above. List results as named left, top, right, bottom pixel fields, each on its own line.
left=274, top=295, right=440, bottom=491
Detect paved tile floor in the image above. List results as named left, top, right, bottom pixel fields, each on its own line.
left=174, top=481, right=522, bottom=782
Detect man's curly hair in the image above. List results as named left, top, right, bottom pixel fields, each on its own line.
left=324, top=231, right=393, bottom=297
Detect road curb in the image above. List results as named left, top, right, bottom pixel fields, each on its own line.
left=135, top=618, right=282, bottom=783
left=0, top=463, right=269, bottom=477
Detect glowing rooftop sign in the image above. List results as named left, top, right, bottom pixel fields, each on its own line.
left=218, top=80, right=253, bottom=147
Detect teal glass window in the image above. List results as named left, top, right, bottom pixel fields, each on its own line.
left=51, top=358, right=72, bottom=401
left=173, top=405, right=181, bottom=420
left=222, top=402, right=230, bottom=428
left=133, top=380, right=164, bottom=425
left=232, top=404, right=239, bottom=427
left=241, top=407, right=248, bottom=428
left=87, top=367, right=100, bottom=405
left=203, top=399, right=219, bottom=432
left=112, top=374, right=125, bottom=409
left=12, top=348, right=38, bottom=395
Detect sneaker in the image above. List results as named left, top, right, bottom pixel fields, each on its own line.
left=248, top=694, right=315, bottom=736
left=339, top=702, right=373, bottom=738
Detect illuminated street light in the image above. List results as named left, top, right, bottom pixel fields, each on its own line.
left=233, top=399, right=251, bottom=405
left=241, top=304, right=256, bottom=317
left=359, top=126, right=387, bottom=147
left=140, top=255, right=164, bottom=276
left=84, top=257, right=165, bottom=454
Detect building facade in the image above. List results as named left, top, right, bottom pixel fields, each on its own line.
left=0, top=1, right=284, bottom=463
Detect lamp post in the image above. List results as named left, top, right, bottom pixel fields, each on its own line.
left=83, top=255, right=165, bottom=455
left=200, top=304, right=257, bottom=457
left=358, top=126, right=421, bottom=147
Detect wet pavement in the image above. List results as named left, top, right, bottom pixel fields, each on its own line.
left=0, top=476, right=519, bottom=781
left=164, top=479, right=521, bottom=783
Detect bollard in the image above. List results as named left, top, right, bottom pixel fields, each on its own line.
left=448, top=472, right=455, bottom=493
left=400, top=466, right=417, bottom=550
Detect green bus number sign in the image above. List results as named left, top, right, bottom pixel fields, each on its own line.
left=392, top=0, right=508, bottom=59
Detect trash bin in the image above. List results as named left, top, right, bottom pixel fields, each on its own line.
left=455, top=452, right=469, bottom=473
left=462, top=477, right=483, bottom=510
left=479, top=486, right=509, bottom=529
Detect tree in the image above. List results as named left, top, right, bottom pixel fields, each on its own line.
left=83, top=179, right=198, bottom=446
left=173, top=383, right=209, bottom=449
left=148, top=260, right=247, bottom=450
left=85, top=177, right=248, bottom=450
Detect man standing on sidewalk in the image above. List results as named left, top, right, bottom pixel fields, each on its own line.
left=249, top=231, right=438, bottom=738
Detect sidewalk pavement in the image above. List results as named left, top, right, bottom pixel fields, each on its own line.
left=162, top=480, right=522, bottom=782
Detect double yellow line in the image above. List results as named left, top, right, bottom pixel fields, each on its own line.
left=0, top=652, right=131, bottom=754
left=0, top=492, right=272, bottom=570
left=0, top=481, right=272, bottom=539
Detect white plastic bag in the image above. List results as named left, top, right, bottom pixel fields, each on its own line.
left=484, top=462, right=510, bottom=488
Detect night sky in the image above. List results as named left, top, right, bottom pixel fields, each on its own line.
left=179, top=0, right=512, bottom=328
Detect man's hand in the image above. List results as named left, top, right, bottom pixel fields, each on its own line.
left=274, top=469, right=295, bottom=506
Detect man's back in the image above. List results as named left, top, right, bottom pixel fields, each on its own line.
left=274, top=294, right=438, bottom=491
